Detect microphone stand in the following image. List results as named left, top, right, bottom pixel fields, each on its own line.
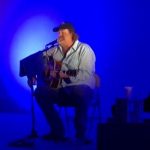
left=27, top=84, right=38, bottom=139
left=8, top=84, right=37, bottom=147
left=9, top=42, right=57, bottom=147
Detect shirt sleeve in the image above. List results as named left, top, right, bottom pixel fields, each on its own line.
left=70, top=44, right=96, bottom=83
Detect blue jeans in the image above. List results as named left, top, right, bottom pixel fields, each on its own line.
left=34, top=85, right=94, bottom=138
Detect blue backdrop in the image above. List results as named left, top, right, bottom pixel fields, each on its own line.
left=0, top=0, right=150, bottom=121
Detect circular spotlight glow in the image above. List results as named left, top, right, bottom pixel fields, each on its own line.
left=10, top=15, right=57, bottom=90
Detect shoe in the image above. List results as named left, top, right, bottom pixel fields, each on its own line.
left=54, top=136, right=70, bottom=143
left=75, top=135, right=92, bottom=145
left=42, top=133, right=55, bottom=140
left=42, top=133, right=69, bottom=143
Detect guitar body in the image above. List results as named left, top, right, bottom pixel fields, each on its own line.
left=44, top=56, right=62, bottom=89
left=44, top=56, right=78, bottom=89
left=50, top=60, right=62, bottom=89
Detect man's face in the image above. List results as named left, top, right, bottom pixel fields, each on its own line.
left=57, top=29, right=73, bottom=47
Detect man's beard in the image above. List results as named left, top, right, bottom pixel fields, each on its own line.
left=58, top=38, right=66, bottom=47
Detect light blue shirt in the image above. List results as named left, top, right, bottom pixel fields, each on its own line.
left=43, top=40, right=96, bottom=89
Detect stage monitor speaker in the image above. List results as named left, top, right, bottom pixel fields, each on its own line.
left=97, top=123, right=150, bottom=150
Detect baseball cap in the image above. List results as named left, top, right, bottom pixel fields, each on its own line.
left=53, top=22, right=75, bottom=32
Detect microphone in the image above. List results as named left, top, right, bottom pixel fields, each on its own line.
left=45, top=39, right=57, bottom=47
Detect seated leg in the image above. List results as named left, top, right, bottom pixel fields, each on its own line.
left=34, top=87, right=65, bottom=138
left=59, top=85, right=93, bottom=140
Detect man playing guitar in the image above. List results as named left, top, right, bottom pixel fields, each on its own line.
left=28, top=22, right=96, bottom=144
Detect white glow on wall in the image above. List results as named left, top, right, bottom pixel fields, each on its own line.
left=10, top=15, right=57, bottom=89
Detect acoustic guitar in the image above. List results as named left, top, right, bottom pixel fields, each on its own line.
left=44, top=56, right=77, bottom=89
